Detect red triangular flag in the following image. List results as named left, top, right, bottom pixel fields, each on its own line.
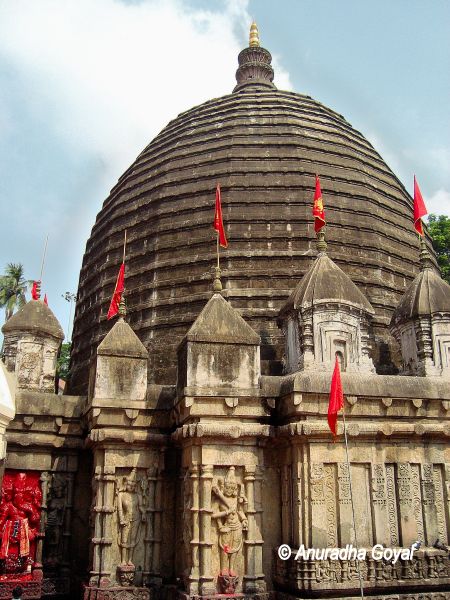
left=313, top=175, right=326, bottom=233
left=107, top=263, right=125, bottom=320
left=413, top=176, right=428, bottom=236
left=328, top=357, right=344, bottom=436
left=31, top=281, right=40, bottom=300
left=214, top=184, right=228, bottom=248
left=43, top=294, right=48, bottom=306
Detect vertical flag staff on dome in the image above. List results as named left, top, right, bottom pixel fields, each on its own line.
left=413, top=176, right=428, bottom=236
left=31, top=234, right=49, bottom=300
left=212, top=184, right=227, bottom=292
left=313, top=175, right=326, bottom=233
left=327, top=356, right=365, bottom=599
left=107, top=230, right=127, bottom=320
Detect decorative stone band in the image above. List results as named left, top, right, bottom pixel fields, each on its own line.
left=172, top=422, right=272, bottom=441
left=273, top=548, right=450, bottom=594
left=276, top=421, right=450, bottom=438
left=88, top=428, right=168, bottom=445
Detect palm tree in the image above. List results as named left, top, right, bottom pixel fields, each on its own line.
left=0, top=263, right=29, bottom=321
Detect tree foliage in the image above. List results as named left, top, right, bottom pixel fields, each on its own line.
left=57, top=343, right=71, bottom=381
left=428, top=214, right=450, bottom=284
left=0, top=263, right=29, bottom=321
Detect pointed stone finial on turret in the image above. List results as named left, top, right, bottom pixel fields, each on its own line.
left=118, top=294, right=127, bottom=319
left=419, top=237, right=434, bottom=271
left=316, top=230, right=327, bottom=255
left=212, top=266, right=223, bottom=293
left=249, top=22, right=260, bottom=47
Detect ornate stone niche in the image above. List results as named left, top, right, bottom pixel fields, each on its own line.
left=278, top=253, right=375, bottom=374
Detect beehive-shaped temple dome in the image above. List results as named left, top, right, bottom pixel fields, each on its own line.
left=70, top=27, right=435, bottom=392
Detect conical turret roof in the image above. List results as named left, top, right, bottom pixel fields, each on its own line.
left=2, top=300, right=64, bottom=340
left=97, top=318, right=148, bottom=358
left=280, top=254, right=374, bottom=315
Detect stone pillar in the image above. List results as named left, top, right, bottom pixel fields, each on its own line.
left=280, top=463, right=291, bottom=546
left=89, top=467, right=103, bottom=586
left=143, top=467, right=157, bottom=585
left=396, top=462, right=418, bottom=546
left=186, top=464, right=200, bottom=595
left=199, top=464, right=214, bottom=596
left=62, top=472, right=74, bottom=570
left=151, top=460, right=164, bottom=586
left=254, top=466, right=266, bottom=593
left=243, top=465, right=256, bottom=592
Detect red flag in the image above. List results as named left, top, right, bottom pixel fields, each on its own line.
left=214, top=184, right=228, bottom=248
left=31, top=281, right=40, bottom=300
left=313, top=175, right=326, bottom=233
left=328, top=356, right=344, bottom=436
left=413, top=176, right=428, bottom=236
left=107, top=263, right=125, bottom=320
left=43, top=294, right=48, bottom=306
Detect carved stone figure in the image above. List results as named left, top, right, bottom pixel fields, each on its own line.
left=45, top=474, right=67, bottom=566
left=211, top=467, right=248, bottom=585
left=116, top=469, right=146, bottom=567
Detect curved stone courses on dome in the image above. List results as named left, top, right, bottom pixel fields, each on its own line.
left=70, top=87, right=435, bottom=392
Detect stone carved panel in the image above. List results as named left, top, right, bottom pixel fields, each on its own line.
left=411, top=464, right=425, bottom=543
left=43, top=473, right=72, bottom=569
left=211, top=467, right=248, bottom=590
left=113, top=468, right=148, bottom=585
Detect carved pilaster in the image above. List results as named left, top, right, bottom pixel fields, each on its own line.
left=397, top=462, right=419, bottom=546
left=337, top=463, right=352, bottom=546
left=143, top=466, right=157, bottom=586
left=433, top=465, right=447, bottom=545
left=199, top=465, right=214, bottom=596
left=151, top=456, right=164, bottom=586
left=385, top=464, right=399, bottom=546
left=280, top=464, right=291, bottom=545
left=89, top=466, right=104, bottom=586
left=101, top=466, right=116, bottom=581
left=243, top=465, right=265, bottom=594
left=421, top=463, right=438, bottom=544
left=186, top=464, right=200, bottom=595
left=371, top=464, right=389, bottom=546
left=411, top=464, right=425, bottom=544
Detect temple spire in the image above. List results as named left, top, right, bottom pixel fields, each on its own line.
left=249, top=21, right=260, bottom=47
left=419, top=237, right=434, bottom=271
left=234, top=22, right=275, bottom=92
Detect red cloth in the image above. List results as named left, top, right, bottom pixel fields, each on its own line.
left=214, top=184, right=228, bottom=248
left=414, top=176, right=428, bottom=236
left=313, top=175, right=326, bottom=232
left=0, top=521, right=11, bottom=559
left=31, top=281, right=40, bottom=300
left=43, top=294, right=48, bottom=306
left=107, top=263, right=125, bottom=320
left=328, top=357, right=344, bottom=436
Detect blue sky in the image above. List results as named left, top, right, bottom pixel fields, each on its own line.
left=0, top=0, right=449, bottom=338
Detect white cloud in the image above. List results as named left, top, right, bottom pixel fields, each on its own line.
left=0, top=0, right=292, bottom=188
left=426, top=188, right=450, bottom=218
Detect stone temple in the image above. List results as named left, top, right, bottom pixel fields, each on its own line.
left=1, top=23, right=450, bottom=600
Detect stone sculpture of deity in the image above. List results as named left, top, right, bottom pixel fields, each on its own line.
left=45, top=474, right=67, bottom=566
left=116, top=469, right=146, bottom=567
left=211, top=466, right=248, bottom=586
left=0, top=471, right=42, bottom=575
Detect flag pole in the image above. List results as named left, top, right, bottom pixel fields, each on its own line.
left=39, top=234, right=49, bottom=283
left=342, top=407, right=365, bottom=600
left=123, top=229, right=127, bottom=263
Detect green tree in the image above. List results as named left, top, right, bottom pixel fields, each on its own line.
left=0, top=263, right=29, bottom=321
left=56, top=342, right=71, bottom=381
left=427, top=214, right=450, bottom=284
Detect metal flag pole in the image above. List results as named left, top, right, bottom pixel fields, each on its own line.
left=123, top=229, right=127, bottom=263
left=342, top=407, right=365, bottom=599
left=39, top=234, right=49, bottom=283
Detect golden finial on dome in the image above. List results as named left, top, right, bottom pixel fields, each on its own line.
left=249, top=21, right=260, bottom=47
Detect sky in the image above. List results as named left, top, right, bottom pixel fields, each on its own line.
left=0, top=0, right=449, bottom=339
